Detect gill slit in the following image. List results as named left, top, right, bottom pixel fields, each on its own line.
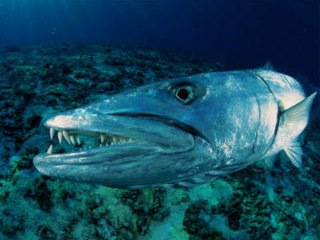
left=247, top=71, right=281, bottom=155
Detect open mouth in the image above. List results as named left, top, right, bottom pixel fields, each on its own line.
left=36, top=112, right=196, bottom=163
left=45, top=127, right=134, bottom=156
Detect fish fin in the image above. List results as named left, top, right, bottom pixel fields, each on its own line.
left=264, top=155, right=277, bottom=168
left=283, top=139, right=303, bottom=168
left=282, top=92, right=317, bottom=124
left=263, top=61, right=275, bottom=71
left=279, top=93, right=317, bottom=167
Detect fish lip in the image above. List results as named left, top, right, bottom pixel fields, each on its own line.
left=110, top=112, right=205, bottom=140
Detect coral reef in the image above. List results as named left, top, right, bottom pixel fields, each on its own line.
left=0, top=44, right=319, bottom=239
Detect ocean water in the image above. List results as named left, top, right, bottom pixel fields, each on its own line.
left=0, top=0, right=319, bottom=239
left=0, top=0, right=319, bottom=81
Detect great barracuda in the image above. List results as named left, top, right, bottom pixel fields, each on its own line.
left=33, top=69, right=317, bottom=189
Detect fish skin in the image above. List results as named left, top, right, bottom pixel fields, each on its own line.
left=33, top=69, right=316, bottom=189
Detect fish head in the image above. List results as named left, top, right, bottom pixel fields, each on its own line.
left=33, top=73, right=250, bottom=188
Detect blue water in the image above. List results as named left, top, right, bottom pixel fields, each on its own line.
left=0, top=0, right=319, bottom=83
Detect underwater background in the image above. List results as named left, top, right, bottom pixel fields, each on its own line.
left=0, top=0, right=319, bottom=239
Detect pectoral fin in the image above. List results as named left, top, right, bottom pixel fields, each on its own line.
left=264, top=155, right=277, bottom=168
left=281, top=92, right=317, bottom=125
left=283, top=139, right=303, bottom=168
left=278, top=92, right=316, bottom=167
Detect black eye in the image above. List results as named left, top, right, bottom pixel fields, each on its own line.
left=174, top=85, right=195, bottom=104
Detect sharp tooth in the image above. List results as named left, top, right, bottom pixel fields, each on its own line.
left=47, top=144, right=53, bottom=154
left=76, top=135, right=81, bottom=145
left=62, top=130, right=71, bottom=144
left=58, top=131, right=63, bottom=144
left=70, top=135, right=76, bottom=145
left=50, top=128, right=56, bottom=140
left=100, top=134, right=106, bottom=144
left=112, top=136, right=118, bottom=143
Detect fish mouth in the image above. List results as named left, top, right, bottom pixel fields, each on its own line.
left=33, top=113, right=195, bottom=167
left=35, top=128, right=136, bottom=164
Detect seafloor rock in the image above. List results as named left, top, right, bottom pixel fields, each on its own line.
left=0, top=44, right=319, bottom=240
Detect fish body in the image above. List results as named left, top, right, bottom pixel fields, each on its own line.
left=33, top=69, right=316, bottom=188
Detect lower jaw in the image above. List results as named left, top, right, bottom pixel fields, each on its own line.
left=34, top=141, right=163, bottom=166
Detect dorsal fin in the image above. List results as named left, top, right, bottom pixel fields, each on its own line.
left=263, top=62, right=275, bottom=71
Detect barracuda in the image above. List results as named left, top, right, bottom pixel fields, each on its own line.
left=33, top=69, right=317, bottom=189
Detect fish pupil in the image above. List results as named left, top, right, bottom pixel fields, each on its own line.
left=176, top=88, right=190, bottom=101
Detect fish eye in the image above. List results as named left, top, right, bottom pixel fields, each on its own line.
left=173, top=85, right=196, bottom=104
